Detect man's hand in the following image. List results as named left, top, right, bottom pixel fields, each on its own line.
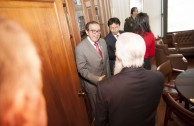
left=98, top=75, right=106, bottom=81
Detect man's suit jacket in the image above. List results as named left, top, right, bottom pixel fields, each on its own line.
left=75, top=37, right=110, bottom=94
left=96, top=67, right=164, bottom=126
left=105, top=31, right=124, bottom=74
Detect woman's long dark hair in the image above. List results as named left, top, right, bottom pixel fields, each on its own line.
left=133, top=12, right=151, bottom=36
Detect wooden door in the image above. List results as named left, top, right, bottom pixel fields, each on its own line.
left=0, top=0, right=89, bottom=126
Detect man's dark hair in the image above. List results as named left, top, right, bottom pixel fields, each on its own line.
left=131, top=7, right=138, bottom=15
left=107, top=17, right=120, bottom=27
left=85, top=21, right=99, bottom=31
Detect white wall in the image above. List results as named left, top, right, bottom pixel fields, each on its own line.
left=110, top=0, right=162, bottom=37
left=143, top=0, right=161, bottom=37
left=110, top=0, right=130, bottom=31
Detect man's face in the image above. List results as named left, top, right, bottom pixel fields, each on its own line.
left=109, top=23, right=120, bottom=35
left=113, top=56, right=123, bottom=75
left=133, top=8, right=138, bottom=17
left=86, top=23, right=101, bottom=42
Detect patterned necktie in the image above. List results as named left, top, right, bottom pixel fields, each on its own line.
left=116, top=34, right=119, bottom=38
left=94, top=42, right=102, bottom=57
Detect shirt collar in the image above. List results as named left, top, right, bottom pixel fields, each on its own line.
left=114, top=33, right=120, bottom=39
left=87, top=36, right=99, bottom=48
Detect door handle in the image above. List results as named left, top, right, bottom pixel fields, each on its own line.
left=78, top=91, right=85, bottom=96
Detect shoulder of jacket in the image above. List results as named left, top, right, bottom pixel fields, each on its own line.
left=147, top=70, right=164, bottom=79
left=99, top=38, right=107, bottom=47
left=76, top=38, right=87, bottom=48
left=98, top=75, right=116, bottom=88
left=99, top=38, right=106, bottom=42
left=125, top=17, right=130, bottom=22
left=105, top=33, right=113, bottom=40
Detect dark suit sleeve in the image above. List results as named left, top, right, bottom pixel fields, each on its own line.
left=95, top=84, right=109, bottom=126
left=105, top=36, right=116, bottom=61
left=102, top=39, right=111, bottom=77
left=124, top=21, right=128, bottom=32
left=106, top=53, right=111, bottom=78
left=107, top=43, right=116, bottom=61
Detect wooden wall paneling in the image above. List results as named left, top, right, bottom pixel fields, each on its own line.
left=81, top=0, right=89, bottom=23
left=107, top=0, right=111, bottom=19
left=64, top=0, right=81, bottom=47
left=94, top=0, right=99, bottom=22
left=0, top=0, right=89, bottom=126
left=62, top=4, right=75, bottom=46
left=104, top=0, right=109, bottom=34
left=97, top=0, right=105, bottom=37
left=100, top=0, right=108, bottom=37
left=89, top=0, right=96, bottom=21
left=87, top=7, right=93, bottom=21
left=85, top=0, right=91, bottom=22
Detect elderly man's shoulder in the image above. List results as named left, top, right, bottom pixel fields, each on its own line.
left=97, top=69, right=164, bottom=95
left=98, top=74, right=120, bottom=88
left=147, top=69, right=163, bottom=77
left=144, top=69, right=164, bottom=82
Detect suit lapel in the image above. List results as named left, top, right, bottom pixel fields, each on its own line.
left=110, top=33, right=117, bottom=42
left=85, top=38, right=102, bottom=59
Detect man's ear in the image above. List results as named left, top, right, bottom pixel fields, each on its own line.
left=116, top=55, right=122, bottom=62
left=85, top=30, right=89, bottom=35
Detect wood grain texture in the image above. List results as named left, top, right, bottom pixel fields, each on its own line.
left=64, top=0, right=81, bottom=48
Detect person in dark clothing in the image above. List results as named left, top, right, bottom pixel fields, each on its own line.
left=124, top=7, right=138, bottom=32
left=105, top=17, right=124, bottom=75
left=96, top=33, right=164, bottom=126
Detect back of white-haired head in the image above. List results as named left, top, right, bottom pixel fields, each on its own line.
left=114, top=33, right=145, bottom=74
left=0, top=16, right=47, bottom=126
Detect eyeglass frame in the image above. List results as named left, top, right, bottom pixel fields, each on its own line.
left=88, top=29, right=101, bottom=34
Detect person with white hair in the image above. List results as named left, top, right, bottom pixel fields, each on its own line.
left=95, top=33, right=164, bottom=126
left=0, top=15, right=47, bottom=126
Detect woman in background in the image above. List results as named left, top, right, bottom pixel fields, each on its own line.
left=134, top=12, right=155, bottom=70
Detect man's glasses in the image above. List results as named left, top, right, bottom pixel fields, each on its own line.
left=89, top=30, right=101, bottom=34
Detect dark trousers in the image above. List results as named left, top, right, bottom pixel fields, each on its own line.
left=143, top=58, right=151, bottom=70
left=87, top=93, right=96, bottom=117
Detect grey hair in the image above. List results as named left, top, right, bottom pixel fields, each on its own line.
left=115, top=32, right=146, bottom=68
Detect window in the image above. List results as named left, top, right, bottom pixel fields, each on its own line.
left=164, top=0, right=194, bottom=33
left=130, top=0, right=143, bottom=12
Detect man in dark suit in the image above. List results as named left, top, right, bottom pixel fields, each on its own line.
left=105, top=17, right=124, bottom=75
left=75, top=21, right=110, bottom=116
left=96, top=33, right=164, bottom=126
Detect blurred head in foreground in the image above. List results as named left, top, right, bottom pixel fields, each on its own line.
left=114, top=32, right=146, bottom=75
left=0, top=15, right=47, bottom=126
